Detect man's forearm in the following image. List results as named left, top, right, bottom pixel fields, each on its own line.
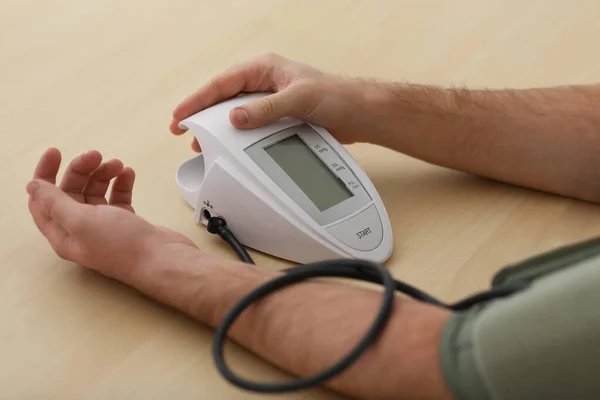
left=133, top=248, right=452, bottom=400
left=363, top=82, right=600, bottom=203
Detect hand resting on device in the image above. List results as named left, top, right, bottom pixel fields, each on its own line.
left=170, top=52, right=383, bottom=151
left=172, top=52, right=600, bottom=204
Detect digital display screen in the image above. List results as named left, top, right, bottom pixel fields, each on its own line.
left=265, top=135, right=353, bottom=211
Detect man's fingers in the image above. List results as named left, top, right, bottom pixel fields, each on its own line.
left=59, top=150, right=103, bottom=202
left=108, top=167, right=135, bottom=212
left=230, top=86, right=314, bottom=129
left=33, top=147, right=62, bottom=184
left=170, top=118, right=185, bottom=135
left=191, top=137, right=201, bottom=152
left=30, top=148, right=61, bottom=234
left=170, top=59, right=276, bottom=134
left=170, top=64, right=256, bottom=134
left=83, top=159, right=123, bottom=205
left=27, top=179, right=82, bottom=233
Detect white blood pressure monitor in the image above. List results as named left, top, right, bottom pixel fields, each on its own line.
left=176, top=93, right=393, bottom=264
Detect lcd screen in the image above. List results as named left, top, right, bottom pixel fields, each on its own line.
left=265, top=135, right=353, bottom=211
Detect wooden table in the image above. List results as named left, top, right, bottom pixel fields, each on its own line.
left=2, top=1, right=600, bottom=398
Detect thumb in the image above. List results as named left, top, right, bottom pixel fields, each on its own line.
left=27, top=179, right=82, bottom=229
left=229, top=87, right=315, bottom=129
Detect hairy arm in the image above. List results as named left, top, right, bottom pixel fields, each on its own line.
left=171, top=54, right=600, bottom=202
left=163, top=55, right=600, bottom=398
left=26, top=148, right=451, bottom=400
left=135, top=248, right=453, bottom=400
left=366, top=83, right=600, bottom=202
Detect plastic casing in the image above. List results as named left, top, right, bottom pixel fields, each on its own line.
left=176, top=93, right=393, bottom=264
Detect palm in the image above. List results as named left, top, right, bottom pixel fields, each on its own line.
left=29, top=148, right=197, bottom=277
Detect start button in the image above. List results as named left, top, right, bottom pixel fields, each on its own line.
left=326, top=204, right=383, bottom=251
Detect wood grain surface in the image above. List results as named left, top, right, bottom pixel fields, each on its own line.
left=2, top=1, right=600, bottom=398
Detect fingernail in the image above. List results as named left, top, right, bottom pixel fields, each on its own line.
left=26, top=180, right=39, bottom=196
left=232, top=108, right=248, bottom=125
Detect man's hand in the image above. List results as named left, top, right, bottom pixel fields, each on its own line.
left=26, top=148, right=198, bottom=283
left=26, top=148, right=453, bottom=400
left=171, top=53, right=600, bottom=203
left=170, top=52, right=392, bottom=151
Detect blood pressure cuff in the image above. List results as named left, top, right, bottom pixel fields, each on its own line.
left=439, top=237, right=600, bottom=400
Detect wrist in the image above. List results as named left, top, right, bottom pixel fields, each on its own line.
left=344, top=79, right=412, bottom=147
left=120, top=242, right=200, bottom=303
left=363, top=82, right=458, bottom=156
left=128, top=242, right=278, bottom=327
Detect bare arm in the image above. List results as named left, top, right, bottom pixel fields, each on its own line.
left=371, top=83, right=600, bottom=203
left=27, top=149, right=452, bottom=400
left=137, top=248, right=452, bottom=400
left=171, top=53, right=600, bottom=203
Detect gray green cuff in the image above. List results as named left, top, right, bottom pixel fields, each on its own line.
left=439, top=308, right=493, bottom=400
left=439, top=246, right=600, bottom=400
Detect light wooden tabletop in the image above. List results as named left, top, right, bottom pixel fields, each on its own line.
left=2, top=1, right=600, bottom=399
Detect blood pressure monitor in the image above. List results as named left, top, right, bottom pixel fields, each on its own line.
left=175, top=93, right=393, bottom=264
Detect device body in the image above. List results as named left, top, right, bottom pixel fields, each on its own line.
left=176, top=93, right=393, bottom=264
